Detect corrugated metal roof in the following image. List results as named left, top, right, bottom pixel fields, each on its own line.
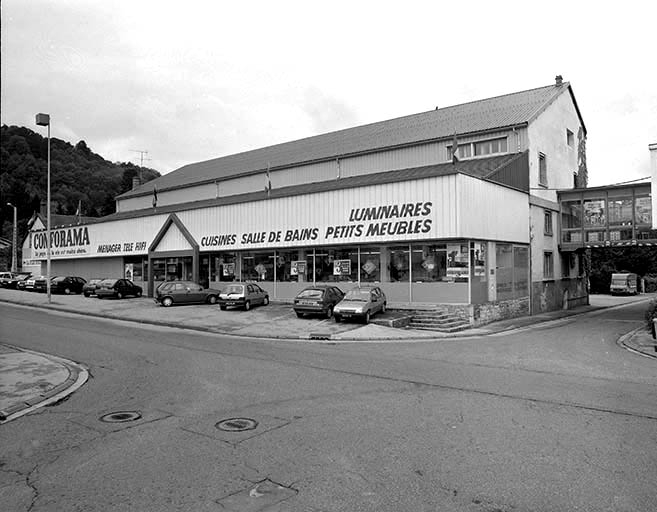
left=120, top=81, right=575, bottom=199
left=98, top=153, right=526, bottom=225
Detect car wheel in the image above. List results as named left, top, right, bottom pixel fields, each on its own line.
left=364, top=311, right=370, bottom=324
left=244, top=300, right=251, bottom=311
left=208, top=295, right=218, bottom=304
left=162, top=297, right=173, bottom=307
left=84, top=292, right=90, bottom=297
left=220, top=305, right=227, bottom=311
left=117, top=292, right=123, bottom=300
left=263, top=296, right=269, bottom=306
left=296, top=311, right=304, bottom=318
left=326, top=305, right=333, bottom=319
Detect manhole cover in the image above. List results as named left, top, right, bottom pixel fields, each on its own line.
left=99, top=411, right=142, bottom=423
left=216, top=417, right=258, bottom=432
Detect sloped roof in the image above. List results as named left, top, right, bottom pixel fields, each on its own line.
left=29, top=212, right=98, bottom=230
left=100, top=153, right=527, bottom=225
left=120, top=81, right=581, bottom=199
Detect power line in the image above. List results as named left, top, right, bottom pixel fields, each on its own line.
left=130, top=149, right=151, bottom=182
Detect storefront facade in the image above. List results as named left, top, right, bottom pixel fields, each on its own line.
left=23, top=78, right=589, bottom=325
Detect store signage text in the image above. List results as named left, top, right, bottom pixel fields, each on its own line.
left=200, top=201, right=433, bottom=249
left=33, top=227, right=90, bottom=250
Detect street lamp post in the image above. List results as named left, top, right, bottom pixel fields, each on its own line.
left=7, top=203, right=17, bottom=273
left=36, top=113, right=51, bottom=303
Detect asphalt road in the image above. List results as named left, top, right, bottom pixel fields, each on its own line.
left=1, top=301, right=656, bottom=511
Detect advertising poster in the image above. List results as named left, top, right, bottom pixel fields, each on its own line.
left=635, top=196, right=652, bottom=225
left=583, top=200, right=605, bottom=227
left=222, top=263, right=235, bottom=277
left=291, top=260, right=306, bottom=276
left=124, top=263, right=134, bottom=280
left=333, top=259, right=351, bottom=276
left=473, top=242, right=486, bottom=278
left=446, top=244, right=469, bottom=281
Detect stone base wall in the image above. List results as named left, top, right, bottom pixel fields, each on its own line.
left=472, top=298, right=530, bottom=327
left=531, top=277, right=588, bottom=314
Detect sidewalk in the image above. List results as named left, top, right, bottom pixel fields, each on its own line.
left=1, top=289, right=654, bottom=423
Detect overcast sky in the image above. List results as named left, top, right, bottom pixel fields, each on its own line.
left=2, top=0, right=656, bottom=187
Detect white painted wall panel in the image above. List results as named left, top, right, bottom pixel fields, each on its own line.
left=457, top=175, right=529, bottom=243
left=156, top=224, right=193, bottom=252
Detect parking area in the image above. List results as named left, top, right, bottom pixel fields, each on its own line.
left=0, top=287, right=414, bottom=340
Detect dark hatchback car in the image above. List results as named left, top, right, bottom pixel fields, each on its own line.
left=96, top=278, right=143, bottom=299
left=51, top=276, right=87, bottom=294
left=293, top=285, right=345, bottom=319
left=83, top=278, right=106, bottom=297
left=154, top=281, right=221, bottom=307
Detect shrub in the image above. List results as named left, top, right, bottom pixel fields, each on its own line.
left=645, top=298, right=657, bottom=328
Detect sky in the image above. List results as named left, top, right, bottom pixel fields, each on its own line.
left=2, top=0, right=656, bottom=187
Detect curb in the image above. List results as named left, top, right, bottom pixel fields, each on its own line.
left=0, top=344, right=90, bottom=423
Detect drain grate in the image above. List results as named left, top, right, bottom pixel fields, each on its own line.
left=216, top=417, right=258, bottom=432
left=99, top=411, right=142, bottom=423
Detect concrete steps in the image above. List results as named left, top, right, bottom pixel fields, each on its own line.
left=407, top=310, right=471, bottom=333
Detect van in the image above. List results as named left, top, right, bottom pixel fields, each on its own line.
left=610, top=273, right=638, bottom=295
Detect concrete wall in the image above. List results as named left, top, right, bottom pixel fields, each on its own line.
left=531, top=276, right=588, bottom=313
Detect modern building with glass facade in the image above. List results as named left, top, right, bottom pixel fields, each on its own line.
left=22, top=77, right=594, bottom=326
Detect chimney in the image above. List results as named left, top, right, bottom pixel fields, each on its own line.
left=555, top=75, right=563, bottom=86
left=132, top=176, right=141, bottom=190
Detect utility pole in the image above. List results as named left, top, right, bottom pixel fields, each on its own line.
left=130, top=150, right=151, bottom=183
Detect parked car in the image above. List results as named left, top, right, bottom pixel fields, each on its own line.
left=155, top=280, right=221, bottom=307
left=96, top=278, right=143, bottom=299
left=83, top=278, right=106, bottom=297
left=24, top=275, right=49, bottom=292
left=334, top=285, right=387, bottom=324
left=218, top=282, right=269, bottom=310
left=293, top=285, right=345, bottom=319
left=51, top=276, right=87, bottom=294
left=1, top=272, right=31, bottom=289
left=0, top=272, right=16, bottom=287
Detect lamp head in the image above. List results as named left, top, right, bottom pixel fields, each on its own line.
left=36, top=113, right=50, bottom=126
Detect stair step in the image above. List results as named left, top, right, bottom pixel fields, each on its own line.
left=409, top=324, right=471, bottom=333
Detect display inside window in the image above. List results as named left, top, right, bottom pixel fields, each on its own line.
left=583, top=199, right=606, bottom=227
left=608, top=198, right=633, bottom=225
left=388, top=246, right=409, bottom=282
left=241, top=252, right=274, bottom=282
left=561, top=200, right=582, bottom=229
left=360, top=247, right=380, bottom=282
left=411, top=244, right=448, bottom=282
left=315, top=248, right=357, bottom=282
left=446, top=244, right=469, bottom=282
left=635, top=196, right=652, bottom=225
left=473, top=242, right=486, bottom=277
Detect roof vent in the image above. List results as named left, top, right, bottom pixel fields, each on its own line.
left=555, top=75, right=563, bottom=86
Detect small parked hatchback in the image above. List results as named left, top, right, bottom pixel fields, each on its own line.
left=218, top=282, right=269, bottom=310
left=155, top=281, right=221, bottom=307
left=334, top=285, right=387, bottom=324
left=83, top=278, right=106, bottom=297
left=293, top=285, right=344, bottom=319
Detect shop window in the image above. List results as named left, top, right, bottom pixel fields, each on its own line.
left=213, top=253, right=237, bottom=282
left=561, top=200, right=582, bottom=229
left=241, top=251, right=274, bottom=282
left=314, top=247, right=357, bottom=283
left=544, top=210, right=553, bottom=236
left=543, top=251, right=554, bottom=279
left=360, top=246, right=381, bottom=282
left=635, top=195, right=652, bottom=225
left=124, top=256, right=145, bottom=281
left=496, top=244, right=529, bottom=300
left=388, top=246, right=410, bottom=282
left=538, top=153, right=547, bottom=187
left=411, top=244, right=448, bottom=282
left=608, top=198, right=633, bottom=226
left=275, top=250, right=313, bottom=282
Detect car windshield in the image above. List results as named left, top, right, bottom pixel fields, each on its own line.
left=52, top=277, right=66, bottom=283
left=224, top=285, right=244, bottom=294
left=297, top=289, right=324, bottom=299
left=344, top=290, right=371, bottom=301
left=100, top=279, right=117, bottom=286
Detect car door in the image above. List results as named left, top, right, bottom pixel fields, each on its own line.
left=372, top=288, right=384, bottom=314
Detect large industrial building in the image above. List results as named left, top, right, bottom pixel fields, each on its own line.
left=23, top=76, right=595, bottom=325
